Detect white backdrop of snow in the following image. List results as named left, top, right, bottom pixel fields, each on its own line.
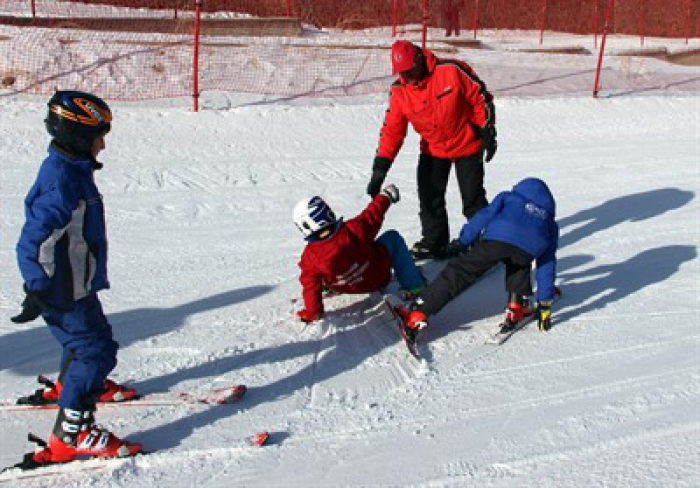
left=0, top=30, right=699, bottom=488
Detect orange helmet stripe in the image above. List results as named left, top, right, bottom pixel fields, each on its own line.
left=50, top=98, right=112, bottom=127
left=50, top=105, right=79, bottom=123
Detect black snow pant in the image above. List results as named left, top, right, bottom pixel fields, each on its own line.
left=416, top=240, right=534, bottom=316
left=416, top=152, right=488, bottom=251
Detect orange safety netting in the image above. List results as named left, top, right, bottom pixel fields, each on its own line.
left=0, top=1, right=402, bottom=100
left=0, top=1, right=696, bottom=101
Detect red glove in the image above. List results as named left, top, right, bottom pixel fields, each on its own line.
left=296, top=309, right=323, bottom=324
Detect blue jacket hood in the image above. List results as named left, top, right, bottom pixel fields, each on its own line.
left=512, top=178, right=556, bottom=217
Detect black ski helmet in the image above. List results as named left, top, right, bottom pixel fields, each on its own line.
left=45, top=90, right=112, bottom=156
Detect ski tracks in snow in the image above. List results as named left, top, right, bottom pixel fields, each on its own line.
left=301, top=294, right=429, bottom=414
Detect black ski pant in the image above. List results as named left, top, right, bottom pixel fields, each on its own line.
left=417, top=240, right=534, bottom=316
left=416, top=152, right=488, bottom=251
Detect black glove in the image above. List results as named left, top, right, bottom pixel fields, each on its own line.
left=366, top=157, right=392, bottom=197
left=480, top=125, right=497, bottom=163
left=536, top=300, right=553, bottom=331
left=443, top=238, right=467, bottom=258
left=11, top=287, right=48, bottom=324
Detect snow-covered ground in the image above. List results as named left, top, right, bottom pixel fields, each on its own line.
left=0, top=22, right=699, bottom=488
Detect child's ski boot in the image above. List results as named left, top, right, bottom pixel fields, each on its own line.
left=17, top=375, right=138, bottom=406
left=10, top=407, right=141, bottom=471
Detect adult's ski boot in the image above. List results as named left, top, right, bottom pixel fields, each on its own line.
left=410, top=239, right=447, bottom=260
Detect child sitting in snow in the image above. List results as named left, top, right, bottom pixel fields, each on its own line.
left=293, top=184, right=425, bottom=323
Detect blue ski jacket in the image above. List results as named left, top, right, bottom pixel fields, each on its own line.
left=458, top=177, right=559, bottom=301
left=16, top=143, right=110, bottom=308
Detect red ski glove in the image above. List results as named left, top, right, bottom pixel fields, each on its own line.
left=296, top=309, right=323, bottom=324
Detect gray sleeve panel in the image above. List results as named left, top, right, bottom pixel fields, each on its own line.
left=37, top=200, right=95, bottom=301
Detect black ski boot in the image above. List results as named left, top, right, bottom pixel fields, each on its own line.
left=411, top=239, right=447, bottom=260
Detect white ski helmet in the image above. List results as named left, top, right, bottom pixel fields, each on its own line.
left=293, top=196, right=338, bottom=238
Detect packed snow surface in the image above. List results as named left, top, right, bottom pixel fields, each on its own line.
left=0, top=29, right=699, bottom=488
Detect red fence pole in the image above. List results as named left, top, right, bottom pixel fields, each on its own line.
left=421, top=0, right=428, bottom=49
left=392, top=0, right=397, bottom=37
left=539, top=0, right=547, bottom=45
left=685, top=0, right=691, bottom=45
left=639, top=0, right=644, bottom=46
left=286, top=0, right=292, bottom=17
left=193, top=0, right=202, bottom=112
left=593, top=0, right=599, bottom=48
left=593, top=0, right=614, bottom=98
left=31, top=0, right=36, bottom=18
left=473, top=0, right=479, bottom=39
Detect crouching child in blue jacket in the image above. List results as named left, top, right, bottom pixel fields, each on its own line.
left=396, top=177, right=559, bottom=337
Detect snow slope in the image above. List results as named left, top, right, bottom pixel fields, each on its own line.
left=0, top=58, right=699, bottom=487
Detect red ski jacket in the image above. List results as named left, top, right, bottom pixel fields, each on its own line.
left=376, top=48, right=495, bottom=162
left=298, top=195, right=393, bottom=317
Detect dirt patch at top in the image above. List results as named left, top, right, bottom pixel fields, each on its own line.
left=497, top=44, right=698, bottom=66
left=443, top=39, right=483, bottom=50
left=614, top=47, right=700, bottom=66
left=665, top=49, right=700, bottom=66
left=0, top=16, right=302, bottom=37
left=514, top=46, right=591, bottom=55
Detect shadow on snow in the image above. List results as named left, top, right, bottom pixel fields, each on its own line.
left=0, top=286, right=273, bottom=376
left=131, top=295, right=392, bottom=450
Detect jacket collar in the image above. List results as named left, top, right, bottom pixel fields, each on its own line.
left=49, top=141, right=103, bottom=171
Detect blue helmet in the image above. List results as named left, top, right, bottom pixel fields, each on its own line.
left=293, top=196, right=339, bottom=239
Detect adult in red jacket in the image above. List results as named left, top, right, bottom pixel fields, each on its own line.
left=294, top=185, right=425, bottom=323
left=366, top=40, right=497, bottom=260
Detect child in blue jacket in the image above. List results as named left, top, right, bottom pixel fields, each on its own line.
left=397, top=177, right=559, bottom=335
left=12, top=91, right=140, bottom=465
